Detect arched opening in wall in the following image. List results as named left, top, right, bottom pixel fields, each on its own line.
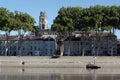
left=42, top=24, right=45, bottom=30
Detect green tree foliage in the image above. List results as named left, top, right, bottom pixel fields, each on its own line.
left=14, top=11, right=35, bottom=34
left=13, top=11, right=36, bottom=55
left=0, top=7, right=17, bottom=56
left=52, top=6, right=120, bottom=56
left=0, top=7, right=15, bottom=33
left=0, top=7, right=35, bottom=56
left=52, top=5, right=120, bottom=33
left=0, top=7, right=35, bottom=36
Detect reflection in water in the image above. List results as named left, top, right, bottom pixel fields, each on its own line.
left=0, top=68, right=120, bottom=80
left=22, top=68, right=25, bottom=72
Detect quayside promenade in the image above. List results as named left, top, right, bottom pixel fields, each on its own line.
left=0, top=56, right=120, bottom=68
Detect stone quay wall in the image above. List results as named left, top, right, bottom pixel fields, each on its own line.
left=0, top=56, right=120, bottom=68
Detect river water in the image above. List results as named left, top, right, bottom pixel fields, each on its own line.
left=0, top=67, right=120, bottom=80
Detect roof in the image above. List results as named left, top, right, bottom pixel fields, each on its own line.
left=87, top=32, right=116, bottom=37
left=39, top=30, right=57, bottom=34
left=65, top=32, right=116, bottom=41
left=44, top=37, right=55, bottom=41
left=0, top=35, right=55, bottom=41
left=64, top=36, right=81, bottom=41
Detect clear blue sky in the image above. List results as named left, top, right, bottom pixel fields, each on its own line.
left=0, top=0, right=120, bottom=38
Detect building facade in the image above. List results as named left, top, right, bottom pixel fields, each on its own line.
left=0, top=32, right=118, bottom=56
left=64, top=32, right=117, bottom=56
left=0, top=37, right=56, bottom=56
left=38, top=29, right=57, bottom=39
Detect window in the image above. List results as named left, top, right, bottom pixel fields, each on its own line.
left=13, top=46, right=16, bottom=50
left=3, top=46, right=5, bottom=49
left=9, top=46, right=12, bottom=50
left=42, top=24, right=45, bottom=29
left=41, top=18, right=44, bottom=22
left=34, top=46, right=36, bottom=50
left=30, top=46, right=33, bottom=50
left=18, top=46, right=21, bottom=50
left=38, top=47, right=40, bottom=50
left=23, top=47, right=25, bottom=50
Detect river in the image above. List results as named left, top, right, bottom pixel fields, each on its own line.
left=0, top=67, right=120, bottom=80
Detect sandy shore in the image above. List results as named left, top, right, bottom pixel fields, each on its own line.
left=0, top=56, right=120, bottom=68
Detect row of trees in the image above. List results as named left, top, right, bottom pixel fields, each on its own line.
left=0, top=7, right=35, bottom=55
left=51, top=5, right=120, bottom=37
left=51, top=5, right=120, bottom=56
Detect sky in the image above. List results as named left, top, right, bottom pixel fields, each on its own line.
left=0, top=0, right=120, bottom=38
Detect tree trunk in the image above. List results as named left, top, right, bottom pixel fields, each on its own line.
left=92, top=37, right=95, bottom=56
left=82, top=47, right=85, bottom=56
left=67, top=31, right=71, bottom=56
left=5, top=32, right=10, bottom=56
left=18, top=35, right=23, bottom=56
left=60, top=39, right=64, bottom=56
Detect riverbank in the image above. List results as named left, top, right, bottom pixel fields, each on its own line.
left=0, top=56, right=120, bottom=68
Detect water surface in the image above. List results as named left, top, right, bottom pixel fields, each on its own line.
left=0, top=68, right=120, bottom=80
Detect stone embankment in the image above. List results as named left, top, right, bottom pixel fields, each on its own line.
left=0, top=56, right=120, bottom=68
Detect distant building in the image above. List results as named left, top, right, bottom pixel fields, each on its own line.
left=38, top=11, right=57, bottom=39
left=0, top=37, right=56, bottom=56
left=64, top=32, right=117, bottom=56
left=0, top=32, right=118, bottom=56
left=38, top=29, right=57, bottom=39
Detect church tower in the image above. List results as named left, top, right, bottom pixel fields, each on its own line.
left=39, top=11, right=48, bottom=30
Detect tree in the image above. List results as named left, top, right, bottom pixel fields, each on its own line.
left=14, top=11, right=35, bottom=55
left=52, top=7, right=75, bottom=56
left=0, top=7, right=17, bottom=56
left=51, top=5, right=120, bottom=56
left=0, top=7, right=35, bottom=56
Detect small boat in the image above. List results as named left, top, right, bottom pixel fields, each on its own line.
left=86, top=63, right=101, bottom=69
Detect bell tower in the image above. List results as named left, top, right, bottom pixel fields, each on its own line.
left=39, top=11, right=48, bottom=30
